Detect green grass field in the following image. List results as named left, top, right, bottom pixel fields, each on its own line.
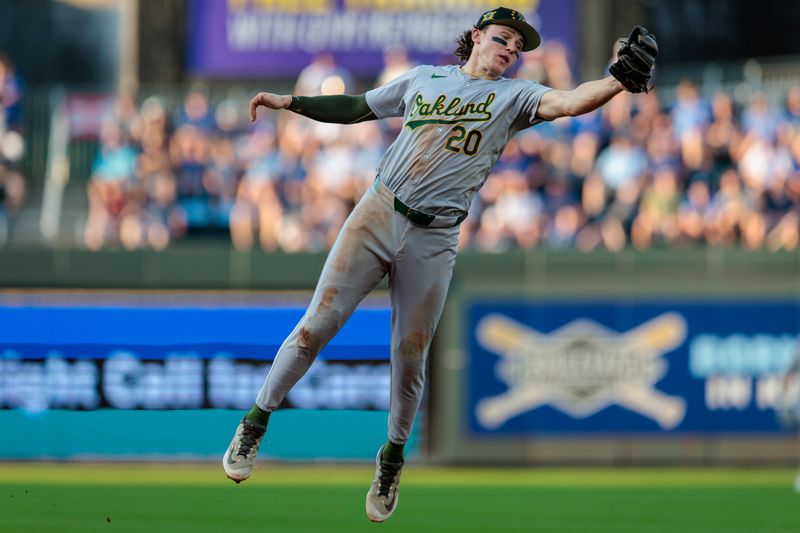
left=1, top=463, right=799, bottom=532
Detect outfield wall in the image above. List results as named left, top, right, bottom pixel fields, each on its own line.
left=1, top=246, right=799, bottom=464
left=0, top=292, right=416, bottom=461
left=433, top=250, right=800, bottom=465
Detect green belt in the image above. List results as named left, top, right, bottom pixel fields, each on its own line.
left=373, top=177, right=466, bottom=229
left=392, top=197, right=436, bottom=227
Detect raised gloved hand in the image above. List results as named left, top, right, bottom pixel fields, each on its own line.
left=610, top=25, right=658, bottom=94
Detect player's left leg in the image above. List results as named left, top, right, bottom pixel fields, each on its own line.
left=366, top=223, right=459, bottom=522
left=224, top=185, right=395, bottom=483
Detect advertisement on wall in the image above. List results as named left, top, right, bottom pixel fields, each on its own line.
left=0, top=304, right=391, bottom=413
left=186, top=0, right=577, bottom=78
left=468, top=300, right=800, bottom=434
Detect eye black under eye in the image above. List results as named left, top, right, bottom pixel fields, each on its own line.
left=492, top=36, right=509, bottom=47
left=491, top=36, right=521, bottom=57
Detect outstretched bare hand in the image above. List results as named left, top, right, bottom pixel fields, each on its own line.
left=249, top=92, right=291, bottom=122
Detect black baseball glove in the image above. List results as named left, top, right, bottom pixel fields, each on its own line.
left=610, top=25, right=658, bottom=94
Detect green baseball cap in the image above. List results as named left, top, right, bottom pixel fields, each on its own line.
left=475, top=6, right=541, bottom=51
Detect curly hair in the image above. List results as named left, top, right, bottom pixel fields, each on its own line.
left=453, top=28, right=477, bottom=63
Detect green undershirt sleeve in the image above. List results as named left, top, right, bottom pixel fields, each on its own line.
left=288, top=94, right=377, bottom=124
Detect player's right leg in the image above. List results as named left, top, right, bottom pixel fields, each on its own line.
left=223, top=185, right=395, bottom=482
left=366, top=221, right=459, bottom=521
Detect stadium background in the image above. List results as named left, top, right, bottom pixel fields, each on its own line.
left=2, top=0, right=800, bottom=531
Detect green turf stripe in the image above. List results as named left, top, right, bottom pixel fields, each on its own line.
left=3, top=484, right=800, bottom=533
left=0, top=464, right=794, bottom=487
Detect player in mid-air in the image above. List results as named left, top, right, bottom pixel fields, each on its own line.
left=223, top=6, right=658, bottom=522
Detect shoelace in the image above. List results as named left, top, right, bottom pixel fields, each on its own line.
left=236, top=421, right=264, bottom=458
left=377, top=461, right=402, bottom=498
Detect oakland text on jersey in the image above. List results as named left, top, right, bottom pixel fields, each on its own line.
left=405, top=92, right=496, bottom=130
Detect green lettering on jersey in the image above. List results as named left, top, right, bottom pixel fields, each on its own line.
left=406, top=92, right=496, bottom=130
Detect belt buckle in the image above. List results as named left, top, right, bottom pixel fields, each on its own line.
left=406, top=207, right=435, bottom=227
left=391, top=190, right=436, bottom=227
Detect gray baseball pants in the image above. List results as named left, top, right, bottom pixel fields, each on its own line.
left=256, top=180, right=459, bottom=444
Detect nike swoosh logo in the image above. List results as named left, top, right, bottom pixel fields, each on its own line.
left=431, top=74, right=447, bottom=79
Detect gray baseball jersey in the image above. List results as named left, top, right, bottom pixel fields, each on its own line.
left=256, top=64, right=552, bottom=445
left=366, top=64, right=551, bottom=215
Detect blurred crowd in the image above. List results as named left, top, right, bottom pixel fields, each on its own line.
left=0, top=51, right=25, bottom=247
left=83, top=44, right=800, bottom=252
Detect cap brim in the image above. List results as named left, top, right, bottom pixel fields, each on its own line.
left=486, top=20, right=541, bottom=52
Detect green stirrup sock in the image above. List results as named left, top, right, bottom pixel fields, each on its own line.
left=245, top=405, right=270, bottom=428
left=381, top=440, right=405, bottom=464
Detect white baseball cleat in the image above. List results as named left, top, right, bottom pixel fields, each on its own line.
left=222, top=417, right=266, bottom=483
left=365, top=446, right=404, bottom=522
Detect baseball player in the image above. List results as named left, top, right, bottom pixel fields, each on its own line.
left=223, top=6, right=658, bottom=522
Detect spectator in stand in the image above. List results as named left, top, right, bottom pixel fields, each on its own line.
left=631, top=168, right=681, bottom=249
left=705, top=91, right=740, bottom=176
left=513, top=38, right=573, bottom=89
left=760, top=128, right=800, bottom=251
left=514, top=40, right=545, bottom=82
left=741, top=91, right=779, bottom=143
left=377, top=46, right=415, bottom=86
left=134, top=97, right=184, bottom=250
left=174, top=84, right=216, bottom=133
left=376, top=47, right=415, bottom=136
left=103, top=91, right=138, bottom=142
left=295, top=53, right=354, bottom=97
left=595, top=132, right=648, bottom=191
left=0, top=52, right=23, bottom=131
left=170, top=123, right=211, bottom=230
left=206, top=98, right=245, bottom=231
left=0, top=144, right=24, bottom=247
left=84, top=119, right=139, bottom=250
left=677, top=179, right=711, bottom=245
left=737, top=122, right=787, bottom=196
left=0, top=51, right=25, bottom=247
left=72, top=49, right=800, bottom=255
left=645, top=115, right=681, bottom=173
left=166, top=86, right=220, bottom=233
left=229, top=120, right=283, bottom=250
left=671, top=80, right=711, bottom=141
left=783, top=86, right=800, bottom=130
left=272, top=117, right=310, bottom=214
left=704, top=168, right=748, bottom=247
left=540, top=41, right=573, bottom=90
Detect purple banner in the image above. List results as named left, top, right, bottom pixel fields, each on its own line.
left=186, top=0, right=576, bottom=80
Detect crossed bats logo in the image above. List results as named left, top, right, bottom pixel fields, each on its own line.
left=475, top=312, right=688, bottom=430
